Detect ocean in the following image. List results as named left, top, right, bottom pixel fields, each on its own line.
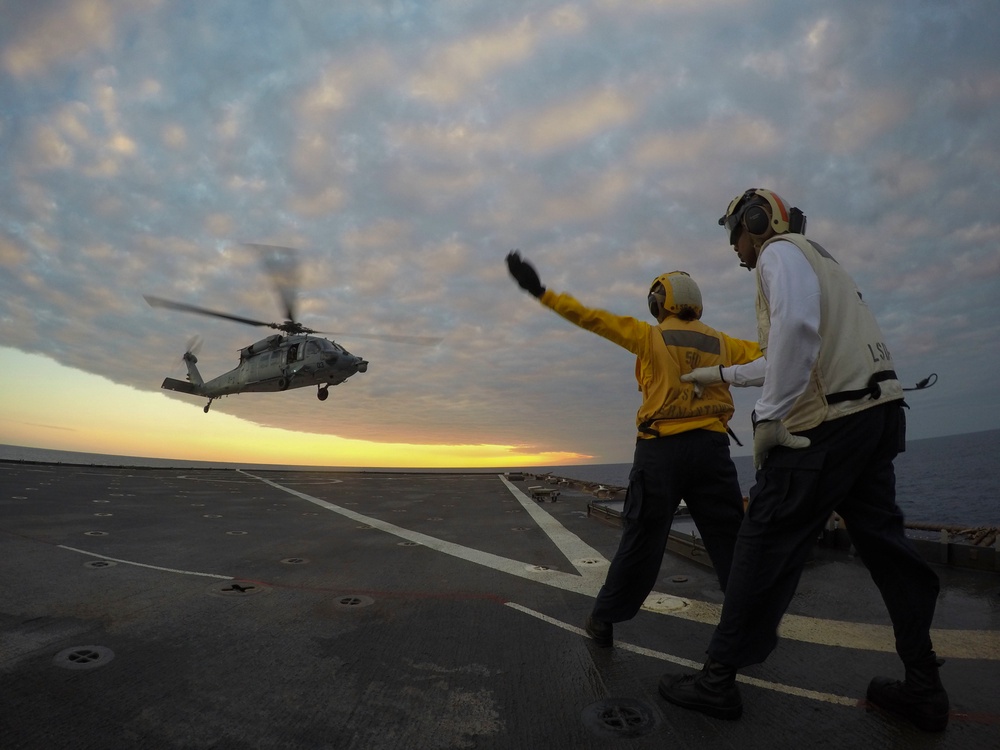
left=2, top=429, right=998, bottom=527
left=532, top=429, right=1000, bottom=528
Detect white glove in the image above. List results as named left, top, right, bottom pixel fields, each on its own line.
left=753, top=420, right=811, bottom=470
left=681, top=366, right=725, bottom=386
left=681, top=366, right=724, bottom=398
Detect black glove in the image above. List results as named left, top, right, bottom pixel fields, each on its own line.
left=506, top=250, right=546, bottom=298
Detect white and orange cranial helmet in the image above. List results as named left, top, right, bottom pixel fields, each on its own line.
left=719, top=188, right=805, bottom=245
left=648, top=271, right=703, bottom=321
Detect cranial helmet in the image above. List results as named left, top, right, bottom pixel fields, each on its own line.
left=719, top=188, right=805, bottom=245
left=648, top=271, right=703, bottom=321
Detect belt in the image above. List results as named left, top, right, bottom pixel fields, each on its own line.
left=826, top=370, right=897, bottom=405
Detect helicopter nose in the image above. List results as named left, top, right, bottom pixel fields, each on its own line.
left=356, top=357, right=368, bottom=373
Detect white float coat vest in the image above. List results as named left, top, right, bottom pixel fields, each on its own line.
left=756, top=234, right=903, bottom=433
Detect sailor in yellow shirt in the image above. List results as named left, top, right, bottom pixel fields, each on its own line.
left=506, top=251, right=762, bottom=648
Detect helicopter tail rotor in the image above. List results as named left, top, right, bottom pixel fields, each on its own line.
left=184, top=334, right=205, bottom=361
left=161, top=335, right=205, bottom=397
left=179, top=340, right=205, bottom=386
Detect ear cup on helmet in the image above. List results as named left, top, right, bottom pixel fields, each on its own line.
left=743, top=203, right=770, bottom=236
left=648, top=291, right=662, bottom=320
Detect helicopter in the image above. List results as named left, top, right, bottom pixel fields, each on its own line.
left=145, top=244, right=440, bottom=413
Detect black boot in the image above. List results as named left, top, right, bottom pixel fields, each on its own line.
left=867, top=653, right=949, bottom=732
left=658, top=659, right=742, bottom=720
left=584, top=614, right=613, bottom=647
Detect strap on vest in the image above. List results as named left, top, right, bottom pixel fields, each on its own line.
left=637, top=419, right=744, bottom=447
left=826, top=370, right=897, bottom=405
left=638, top=419, right=659, bottom=437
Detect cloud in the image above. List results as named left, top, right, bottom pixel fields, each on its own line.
left=409, top=7, right=586, bottom=104
left=515, top=87, right=638, bottom=154
left=2, top=0, right=119, bottom=79
left=1, top=0, right=998, bottom=465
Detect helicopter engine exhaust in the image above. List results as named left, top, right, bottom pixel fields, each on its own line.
left=241, top=334, right=284, bottom=359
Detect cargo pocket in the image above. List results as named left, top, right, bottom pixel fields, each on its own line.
left=747, top=450, right=825, bottom=526
left=622, top=467, right=645, bottom=524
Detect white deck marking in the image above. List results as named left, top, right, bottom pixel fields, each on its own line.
left=505, top=602, right=859, bottom=707
left=58, top=545, right=233, bottom=579
left=242, top=470, right=605, bottom=594
left=53, top=469, right=993, bottom=661
left=247, top=470, right=1000, bottom=661
left=497, top=476, right=607, bottom=575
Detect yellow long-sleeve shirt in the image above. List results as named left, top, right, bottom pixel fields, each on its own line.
left=540, top=289, right=763, bottom=438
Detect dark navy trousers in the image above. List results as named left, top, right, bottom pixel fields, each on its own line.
left=591, top=430, right=745, bottom=623
left=708, top=402, right=941, bottom=668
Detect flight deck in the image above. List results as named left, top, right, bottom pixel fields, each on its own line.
left=1, top=463, right=997, bottom=748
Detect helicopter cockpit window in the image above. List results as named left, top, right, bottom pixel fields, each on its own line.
left=305, top=341, right=322, bottom=356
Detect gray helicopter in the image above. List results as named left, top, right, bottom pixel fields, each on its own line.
left=145, top=245, right=439, bottom=413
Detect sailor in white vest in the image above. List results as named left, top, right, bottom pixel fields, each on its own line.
left=658, top=189, right=949, bottom=733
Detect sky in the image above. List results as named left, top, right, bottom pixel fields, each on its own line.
left=1, top=0, right=999, bottom=469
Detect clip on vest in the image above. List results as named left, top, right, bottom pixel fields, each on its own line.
left=826, top=370, right=898, bottom=405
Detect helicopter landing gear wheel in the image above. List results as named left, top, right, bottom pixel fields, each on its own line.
left=204, top=400, right=213, bottom=413
left=317, top=386, right=329, bottom=401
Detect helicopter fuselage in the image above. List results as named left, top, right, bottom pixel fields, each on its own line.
left=161, top=333, right=368, bottom=410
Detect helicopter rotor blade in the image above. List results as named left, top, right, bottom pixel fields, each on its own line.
left=245, top=243, right=301, bottom=324
left=146, top=245, right=439, bottom=343
left=144, top=295, right=277, bottom=329
left=327, top=331, right=443, bottom=346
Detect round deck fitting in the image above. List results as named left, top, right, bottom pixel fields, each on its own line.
left=334, top=595, right=374, bottom=609
left=642, top=594, right=689, bottom=613
left=581, top=698, right=658, bottom=739
left=53, top=646, right=115, bottom=671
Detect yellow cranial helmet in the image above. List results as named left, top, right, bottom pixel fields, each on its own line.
left=648, top=271, right=703, bottom=321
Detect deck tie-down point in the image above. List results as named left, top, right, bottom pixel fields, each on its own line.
left=581, top=698, right=658, bottom=739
